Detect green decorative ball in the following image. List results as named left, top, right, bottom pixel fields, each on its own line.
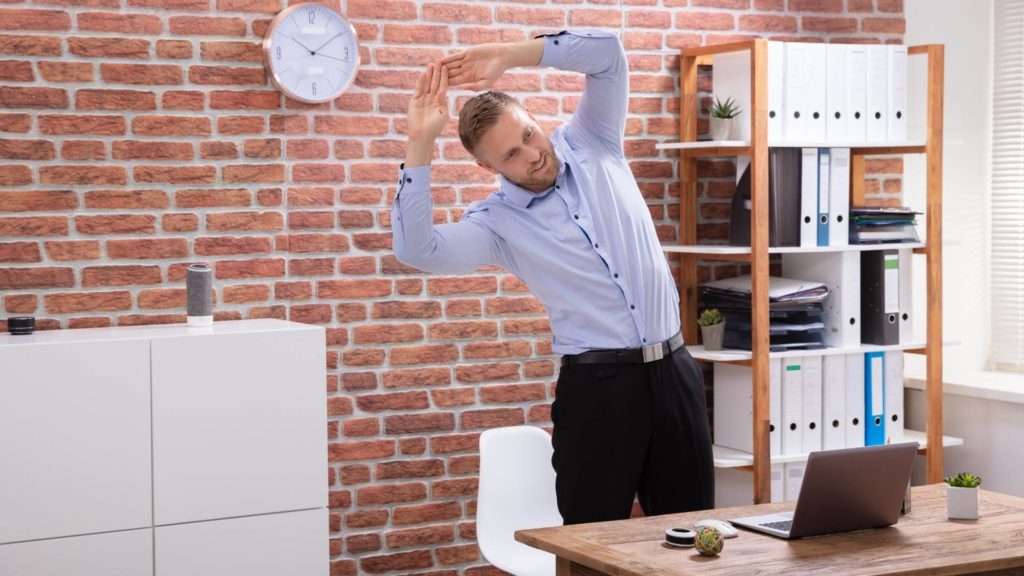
left=694, top=526, right=725, bottom=556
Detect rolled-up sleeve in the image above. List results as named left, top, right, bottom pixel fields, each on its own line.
left=538, top=29, right=628, bottom=154
left=391, top=164, right=500, bottom=274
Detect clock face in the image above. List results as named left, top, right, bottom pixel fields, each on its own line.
left=262, top=3, right=360, bottom=104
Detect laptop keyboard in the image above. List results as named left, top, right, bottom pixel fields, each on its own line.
left=760, top=520, right=792, bottom=532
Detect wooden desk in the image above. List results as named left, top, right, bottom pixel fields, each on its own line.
left=516, top=484, right=1024, bottom=575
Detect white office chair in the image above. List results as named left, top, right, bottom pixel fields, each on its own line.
left=478, top=425, right=563, bottom=576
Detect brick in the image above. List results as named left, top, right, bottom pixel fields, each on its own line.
left=222, top=163, right=284, bottom=183
left=222, top=283, right=269, bottom=303
left=350, top=162, right=397, bottom=183
left=427, top=276, right=498, bottom=296
left=385, top=525, right=453, bottom=549
left=269, top=114, right=306, bottom=134
left=128, top=0, right=208, bottom=9
left=347, top=510, right=389, bottom=529
left=210, top=89, right=279, bottom=109
left=41, top=165, right=126, bottom=186
left=383, top=24, right=452, bottom=44
left=214, top=258, right=285, bottom=279
left=194, top=236, right=271, bottom=256
left=485, top=296, right=544, bottom=315
left=432, top=477, right=478, bottom=498
left=216, top=0, right=277, bottom=12
left=801, top=17, right=857, bottom=33
left=200, top=40, right=261, bottom=62
left=376, top=458, right=445, bottom=479
left=43, top=238, right=98, bottom=261
left=162, top=213, right=198, bottom=232
left=287, top=211, right=333, bottom=230
left=163, top=91, right=204, bottom=111
left=456, top=362, right=520, bottom=383
left=286, top=186, right=333, bottom=206
left=76, top=89, right=156, bottom=111
left=375, top=46, right=445, bottom=67
left=0, top=35, right=62, bottom=56
left=343, top=348, right=385, bottom=366
left=82, top=189, right=166, bottom=210
left=0, top=8, right=71, bottom=31
left=480, top=383, right=547, bottom=404
left=461, top=408, right=525, bottom=430
left=67, top=317, right=112, bottom=329
left=336, top=303, right=367, bottom=323
left=200, top=141, right=237, bottom=159
left=273, top=280, right=311, bottom=301
left=330, top=439, right=396, bottom=462
left=0, top=113, right=31, bottom=132
left=136, top=288, right=186, bottom=309
left=68, top=37, right=149, bottom=59
left=436, top=544, right=479, bottom=565
left=382, top=367, right=450, bottom=388
left=446, top=299, right=482, bottom=318
left=243, top=138, right=280, bottom=159
left=176, top=188, right=250, bottom=208
left=75, top=214, right=155, bottom=235
left=156, top=39, right=192, bottom=59
left=862, top=18, right=906, bottom=34
left=45, top=290, right=131, bottom=313
left=0, top=266, right=73, bottom=289
left=432, top=388, right=476, bottom=408
left=389, top=344, right=457, bottom=366
left=787, top=0, right=841, bottom=11
left=112, top=140, right=192, bottom=161
left=286, top=233, right=349, bottom=253
left=740, top=14, right=797, bottom=32
left=356, top=391, right=429, bottom=413
left=169, top=15, right=245, bottom=36
left=78, top=12, right=162, bottom=34
left=448, top=455, right=479, bottom=475
left=314, top=115, right=389, bottom=135
left=504, top=318, right=551, bottom=335
left=4, top=293, right=38, bottom=313
left=0, top=165, right=30, bottom=186
left=285, top=139, right=329, bottom=160
left=346, top=0, right=417, bottom=19
left=337, top=210, right=372, bottom=229
left=0, top=242, right=40, bottom=263
left=569, top=8, right=620, bottom=27
left=189, top=65, right=265, bottom=85
left=0, top=60, right=33, bottom=82
left=345, top=533, right=380, bottom=554
left=288, top=257, right=334, bottom=276
left=318, top=278, right=391, bottom=299
left=0, top=86, right=67, bottom=108
left=107, top=238, right=188, bottom=259
left=353, top=323, right=422, bottom=344
left=359, top=551, right=433, bottom=575
left=82, top=265, right=161, bottom=287
left=39, top=114, right=123, bottom=135
left=134, top=165, right=215, bottom=184
left=0, top=216, right=67, bottom=237
left=399, top=437, right=426, bottom=455
left=356, top=482, right=426, bottom=506
left=132, top=115, right=211, bottom=136
left=0, top=190, right=76, bottom=211
left=429, top=320, right=498, bottom=340
left=383, top=413, right=455, bottom=435
left=429, top=433, right=479, bottom=455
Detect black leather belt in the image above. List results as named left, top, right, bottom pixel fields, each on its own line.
left=560, top=332, right=684, bottom=367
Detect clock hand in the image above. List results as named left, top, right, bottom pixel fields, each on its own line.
left=284, top=33, right=316, bottom=54
left=311, top=31, right=344, bottom=55
left=315, top=52, right=349, bottom=64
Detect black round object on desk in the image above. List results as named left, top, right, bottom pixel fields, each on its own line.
left=8, top=316, right=35, bottom=335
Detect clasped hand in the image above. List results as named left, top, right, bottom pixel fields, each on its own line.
left=406, top=44, right=509, bottom=144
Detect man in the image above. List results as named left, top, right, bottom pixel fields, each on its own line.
left=391, top=30, right=714, bottom=524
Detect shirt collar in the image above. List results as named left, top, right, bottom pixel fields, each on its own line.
left=498, top=139, right=568, bottom=209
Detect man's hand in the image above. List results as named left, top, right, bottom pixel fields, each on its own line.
left=442, top=43, right=509, bottom=92
left=443, top=38, right=543, bottom=92
left=405, top=62, right=449, bottom=167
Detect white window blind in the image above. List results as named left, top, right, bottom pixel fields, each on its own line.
left=991, top=0, right=1024, bottom=370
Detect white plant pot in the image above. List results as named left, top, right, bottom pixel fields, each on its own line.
left=947, top=486, right=979, bottom=520
left=710, top=117, right=733, bottom=141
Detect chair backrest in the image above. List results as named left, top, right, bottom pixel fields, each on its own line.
left=477, top=426, right=562, bottom=576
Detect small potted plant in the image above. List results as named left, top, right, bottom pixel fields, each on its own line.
left=709, top=96, right=742, bottom=141
left=944, top=472, right=982, bottom=520
left=698, top=308, right=726, bottom=351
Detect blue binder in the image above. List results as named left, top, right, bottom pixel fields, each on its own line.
left=817, top=148, right=831, bottom=247
left=864, top=351, right=885, bottom=446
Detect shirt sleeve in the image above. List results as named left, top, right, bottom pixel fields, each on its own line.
left=391, top=164, right=502, bottom=274
left=537, top=29, right=628, bottom=155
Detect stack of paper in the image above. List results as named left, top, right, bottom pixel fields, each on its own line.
left=849, top=207, right=920, bottom=244
left=702, top=275, right=830, bottom=351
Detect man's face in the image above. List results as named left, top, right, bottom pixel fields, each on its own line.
left=473, top=106, right=559, bottom=193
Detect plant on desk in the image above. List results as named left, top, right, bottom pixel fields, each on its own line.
left=698, top=308, right=726, bottom=352
left=708, top=96, right=741, bottom=140
left=945, top=472, right=982, bottom=520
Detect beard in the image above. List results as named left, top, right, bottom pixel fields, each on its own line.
left=509, top=148, right=559, bottom=192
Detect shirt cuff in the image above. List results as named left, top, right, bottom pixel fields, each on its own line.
left=397, top=163, right=431, bottom=198
left=537, top=29, right=618, bottom=69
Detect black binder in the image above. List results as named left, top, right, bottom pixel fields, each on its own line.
left=861, top=249, right=900, bottom=345
left=729, top=148, right=802, bottom=247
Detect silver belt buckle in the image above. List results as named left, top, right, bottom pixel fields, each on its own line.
left=642, top=342, right=664, bottom=363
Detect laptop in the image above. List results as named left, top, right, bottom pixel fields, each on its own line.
left=729, top=442, right=919, bottom=539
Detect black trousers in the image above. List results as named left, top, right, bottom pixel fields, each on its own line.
left=550, top=345, right=714, bottom=525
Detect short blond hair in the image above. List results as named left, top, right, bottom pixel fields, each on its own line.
left=458, top=91, right=523, bottom=155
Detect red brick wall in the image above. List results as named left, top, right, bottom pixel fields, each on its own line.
left=0, top=0, right=903, bottom=573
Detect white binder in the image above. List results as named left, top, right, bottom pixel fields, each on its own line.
left=768, top=41, right=785, bottom=143
left=884, top=350, right=905, bottom=443
left=784, top=42, right=810, bottom=142
left=899, top=248, right=914, bottom=343
left=800, top=148, right=818, bottom=247
left=784, top=461, right=806, bottom=502
left=805, top=43, right=828, bottom=142
left=770, top=357, right=782, bottom=457
left=887, top=45, right=908, bottom=142
left=846, top=44, right=868, bottom=144
left=866, top=44, right=888, bottom=142
left=713, top=363, right=753, bottom=453
left=822, top=355, right=846, bottom=450
left=845, top=353, right=866, bottom=448
left=828, top=147, right=851, bottom=246
left=781, top=250, right=860, bottom=348
left=801, top=355, right=823, bottom=453
left=771, top=463, right=784, bottom=503
left=826, top=44, right=848, bottom=144
left=781, top=357, right=803, bottom=455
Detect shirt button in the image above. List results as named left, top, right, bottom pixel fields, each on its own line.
left=613, top=273, right=619, bottom=278
left=574, top=215, right=579, bottom=220
left=406, top=178, right=412, bottom=183
left=642, top=338, right=647, bottom=343
left=594, top=243, right=599, bottom=249
left=630, top=305, right=636, bottom=310
left=556, top=185, right=560, bottom=189
left=554, top=40, right=559, bottom=45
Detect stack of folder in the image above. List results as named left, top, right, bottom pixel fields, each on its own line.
left=850, top=207, right=921, bottom=244
left=701, top=275, right=830, bottom=351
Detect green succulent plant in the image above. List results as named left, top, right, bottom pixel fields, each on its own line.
left=944, top=472, right=982, bottom=488
left=709, top=96, right=742, bottom=119
left=697, top=308, right=725, bottom=327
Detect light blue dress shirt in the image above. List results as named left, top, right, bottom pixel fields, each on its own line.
left=391, top=29, right=680, bottom=355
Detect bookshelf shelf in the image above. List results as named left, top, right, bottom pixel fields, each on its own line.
left=661, top=242, right=927, bottom=259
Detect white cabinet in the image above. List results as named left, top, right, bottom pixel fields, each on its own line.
left=155, top=509, right=326, bottom=576
left=152, top=328, right=326, bottom=524
left=0, top=529, right=153, bottom=576
left=0, top=320, right=326, bottom=575
left=0, top=339, right=151, bottom=544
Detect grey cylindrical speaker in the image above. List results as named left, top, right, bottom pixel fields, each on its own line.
left=186, top=262, right=213, bottom=327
